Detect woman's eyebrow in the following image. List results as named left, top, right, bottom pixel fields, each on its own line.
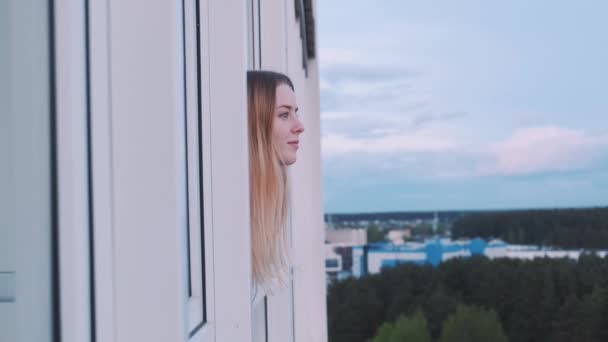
left=276, top=104, right=299, bottom=112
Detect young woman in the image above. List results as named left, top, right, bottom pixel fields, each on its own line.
left=247, top=70, right=305, bottom=305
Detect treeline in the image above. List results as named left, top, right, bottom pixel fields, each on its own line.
left=328, top=255, right=608, bottom=342
left=371, top=305, right=508, bottom=342
left=452, top=207, right=608, bottom=249
left=325, top=211, right=464, bottom=224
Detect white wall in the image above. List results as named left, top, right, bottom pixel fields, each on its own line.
left=106, top=1, right=188, bottom=340
left=89, top=1, right=252, bottom=341
left=257, top=0, right=327, bottom=341
left=286, top=1, right=328, bottom=341
left=4, top=1, right=326, bottom=341
left=207, top=0, right=252, bottom=340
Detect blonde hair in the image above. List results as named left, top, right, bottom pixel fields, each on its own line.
left=247, top=71, right=295, bottom=288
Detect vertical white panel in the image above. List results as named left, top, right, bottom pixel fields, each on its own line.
left=207, top=0, right=252, bottom=341
left=289, top=62, right=327, bottom=342
left=286, top=0, right=328, bottom=341
left=183, top=0, right=205, bottom=332
left=88, top=0, right=116, bottom=341
left=245, top=0, right=255, bottom=68
left=252, top=0, right=328, bottom=340
left=258, top=1, right=296, bottom=341
left=189, top=1, right=217, bottom=340
left=54, top=0, right=93, bottom=341
left=109, top=0, right=188, bottom=341
left=259, top=0, right=287, bottom=71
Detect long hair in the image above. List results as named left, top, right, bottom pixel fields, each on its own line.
left=247, top=70, right=295, bottom=289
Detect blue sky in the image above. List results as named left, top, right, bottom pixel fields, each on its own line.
left=317, top=0, right=608, bottom=213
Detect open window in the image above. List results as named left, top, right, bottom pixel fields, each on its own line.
left=0, top=1, right=58, bottom=341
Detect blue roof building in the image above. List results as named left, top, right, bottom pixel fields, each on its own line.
left=350, top=238, right=509, bottom=277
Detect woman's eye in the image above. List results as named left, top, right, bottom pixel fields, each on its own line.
left=279, top=112, right=289, bottom=119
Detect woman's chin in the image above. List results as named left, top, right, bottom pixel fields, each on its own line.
left=281, top=156, right=297, bottom=166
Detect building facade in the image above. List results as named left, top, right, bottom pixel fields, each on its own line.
left=1, top=0, right=326, bottom=341
left=327, top=237, right=608, bottom=280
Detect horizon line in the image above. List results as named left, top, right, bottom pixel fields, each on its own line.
left=324, top=204, right=608, bottom=216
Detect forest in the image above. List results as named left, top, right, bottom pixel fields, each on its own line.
left=325, top=210, right=465, bottom=224
left=327, top=255, right=608, bottom=342
left=451, top=207, right=608, bottom=249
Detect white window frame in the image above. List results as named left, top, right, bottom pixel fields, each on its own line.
left=204, top=1, right=252, bottom=341
left=88, top=0, right=115, bottom=340
left=54, top=1, right=94, bottom=342
left=183, top=0, right=223, bottom=340
left=89, top=0, right=252, bottom=341
left=90, top=0, right=251, bottom=342
left=183, top=0, right=206, bottom=334
left=91, top=1, right=189, bottom=341
left=255, top=1, right=298, bottom=341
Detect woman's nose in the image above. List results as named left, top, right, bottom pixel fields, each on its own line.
left=293, top=117, right=305, bottom=134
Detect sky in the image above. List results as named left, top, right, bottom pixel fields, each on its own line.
left=317, top=0, right=608, bottom=213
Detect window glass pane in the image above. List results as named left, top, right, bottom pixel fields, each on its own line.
left=325, top=259, right=339, bottom=268
left=0, top=1, right=55, bottom=341
left=252, top=296, right=268, bottom=342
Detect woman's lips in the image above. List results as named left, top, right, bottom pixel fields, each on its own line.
left=288, top=141, right=299, bottom=149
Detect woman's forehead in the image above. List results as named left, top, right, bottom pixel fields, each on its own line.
left=275, top=84, right=297, bottom=107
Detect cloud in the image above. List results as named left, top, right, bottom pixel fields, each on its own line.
left=479, top=126, right=608, bottom=176
left=322, top=125, right=608, bottom=183
left=320, top=76, right=418, bottom=112
left=321, top=109, right=468, bottom=142
left=321, top=110, right=409, bottom=139
left=319, top=61, right=425, bottom=113
left=318, top=48, right=362, bottom=66
left=410, top=111, right=468, bottom=129
left=321, top=63, right=421, bottom=85
left=322, top=131, right=459, bottom=157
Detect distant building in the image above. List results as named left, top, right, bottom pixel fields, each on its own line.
left=325, top=228, right=367, bottom=245
left=504, top=246, right=608, bottom=260
left=324, top=245, right=343, bottom=284
left=325, top=245, right=342, bottom=271
left=351, top=238, right=508, bottom=277
left=386, top=229, right=411, bottom=245
left=342, top=238, right=608, bottom=280
left=325, top=228, right=368, bottom=283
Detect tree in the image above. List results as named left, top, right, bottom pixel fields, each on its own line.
left=371, top=322, right=394, bottom=342
left=550, top=294, right=583, bottom=342
left=450, top=207, right=608, bottom=249
left=583, top=286, right=608, bottom=342
left=371, top=311, right=432, bottom=342
left=439, top=305, right=508, bottom=342
left=579, top=286, right=606, bottom=342
left=328, top=279, right=384, bottom=342
left=367, top=224, right=385, bottom=243
left=534, top=268, right=558, bottom=341
left=328, top=256, right=608, bottom=342
left=422, top=290, right=459, bottom=339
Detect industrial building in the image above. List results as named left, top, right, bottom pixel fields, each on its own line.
left=326, top=236, right=608, bottom=281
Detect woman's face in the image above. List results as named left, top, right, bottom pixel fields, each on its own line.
left=272, top=83, right=304, bottom=165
